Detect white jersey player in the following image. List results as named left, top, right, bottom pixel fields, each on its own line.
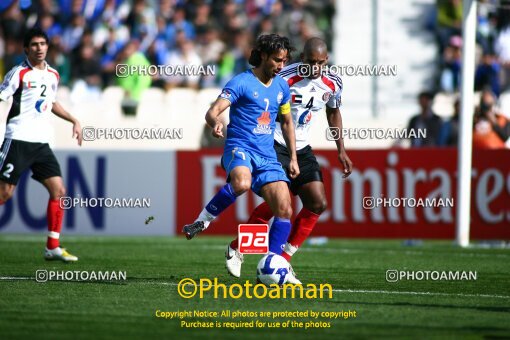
left=1, top=59, right=58, bottom=143
left=0, top=28, right=83, bottom=262
left=274, top=61, right=343, bottom=150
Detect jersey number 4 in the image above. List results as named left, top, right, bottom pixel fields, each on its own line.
left=298, top=97, right=314, bottom=125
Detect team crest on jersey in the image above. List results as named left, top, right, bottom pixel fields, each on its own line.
left=322, top=92, right=332, bottom=102
left=298, top=110, right=313, bottom=125
left=35, top=99, right=48, bottom=113
left=219, top=89, right=231, bottom=99
left=253, top=111, right=272, bottom=134
left=253, top=91, right=259, bottom=98
left=277, top=91, right=283, bottom=104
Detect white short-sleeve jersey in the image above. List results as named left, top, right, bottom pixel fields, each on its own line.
left=0, top=59, right=59, bottom=143
left=273, top=63, right=343, bottom=150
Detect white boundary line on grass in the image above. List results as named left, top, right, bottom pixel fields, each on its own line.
left=2, top=276, right=509, bottom=300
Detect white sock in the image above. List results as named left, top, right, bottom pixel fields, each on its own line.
left=196, top=208, right=216, bottom=229
left=284, top=243, right=298, bottom=256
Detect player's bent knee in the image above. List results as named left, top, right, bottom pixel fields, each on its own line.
left=52, top=186, right=66, bottom=199
left=231, top=179, right=251, bottom=195
left=274, top=203, right=293, bottom=219
left=308, top=198, right=328, bottom=215
left=58, top=187, right=66, bottom=198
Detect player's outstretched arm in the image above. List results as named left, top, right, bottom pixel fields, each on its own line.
left=326, top=106, right=352, bottom=177
left=205, top=98, right=230, bottom=139
left=279, top=109, right=300, bottom=179
left=51, top=101, right=83, bottom=146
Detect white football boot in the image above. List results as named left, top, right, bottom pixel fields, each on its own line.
left=286, top=264, right=302, bottom=285
left=44, top=247, right=78, bottom=262
left=225, top=245, right=244, bottom=278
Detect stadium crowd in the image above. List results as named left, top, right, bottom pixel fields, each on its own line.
left=435, top=0, right=510, bottom=95
left=1, top=0, right=510, bottom=148
left=0, top=0, right=334, bottom=102
left=408, top=0, right=510, bottom=149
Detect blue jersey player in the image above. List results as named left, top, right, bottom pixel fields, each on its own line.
left=182, top=34, right=301, bottom=283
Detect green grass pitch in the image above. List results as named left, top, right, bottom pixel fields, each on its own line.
left=0, top=235, right=509, bottom=339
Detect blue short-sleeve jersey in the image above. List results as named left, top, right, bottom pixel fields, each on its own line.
left=218, top=69, right=290, bottom=159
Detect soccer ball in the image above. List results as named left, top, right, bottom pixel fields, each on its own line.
left=256, top=254, right=290, bottom=286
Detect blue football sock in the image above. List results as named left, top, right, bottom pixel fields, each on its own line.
left=269, top=217, right=292, bottom=254
left=205, top=183, right=238, bottom=217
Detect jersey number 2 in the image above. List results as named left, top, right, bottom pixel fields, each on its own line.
left=2, top=163, right=14, bottom=178
left=40, top=85, right=47, bottom=97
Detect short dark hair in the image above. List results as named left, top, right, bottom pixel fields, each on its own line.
left=418, top=91, right=434, bottom=100
left=23, top=27, right=49, bottom=48
left=303, top=37, right=328, bottom=56
left=249, top=34, right=293, bottom=67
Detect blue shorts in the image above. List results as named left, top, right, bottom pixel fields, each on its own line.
left=222, top=147, right=289, bottom=196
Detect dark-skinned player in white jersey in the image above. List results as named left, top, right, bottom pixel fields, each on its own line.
left=0, top=28, right=83, bottom=262
left=226, top=38, right=353, bottom=280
